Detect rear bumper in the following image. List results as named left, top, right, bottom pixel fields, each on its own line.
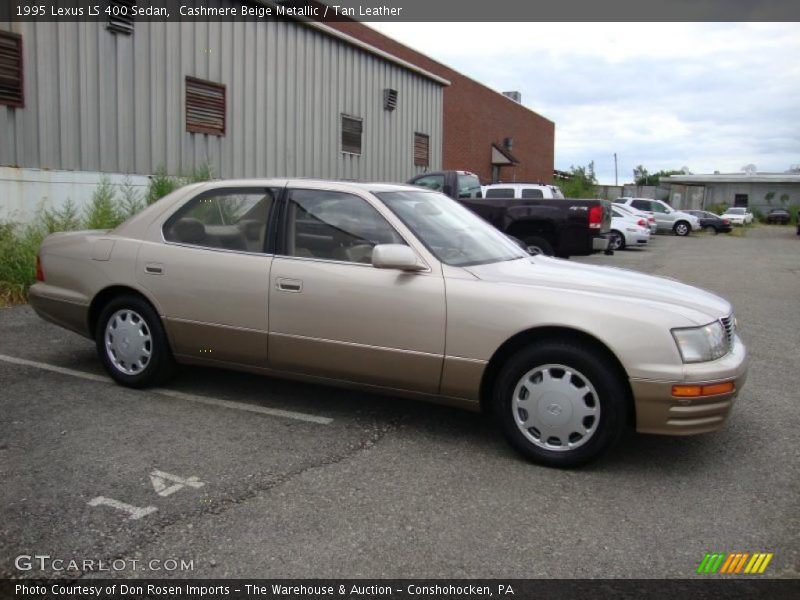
left=28, top=283, right=91, bottom=338
left=631, top=337, right=748, bottom=435
left=592, top=235, right=610, bottom=252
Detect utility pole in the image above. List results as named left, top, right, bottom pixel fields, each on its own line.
left=614, top=153, right=618, bottom=186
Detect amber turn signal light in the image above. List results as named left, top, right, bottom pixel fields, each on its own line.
left=672, top=381, right=735, bottom=397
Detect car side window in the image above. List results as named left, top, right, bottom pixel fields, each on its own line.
left=284, top=189, right=405, bottom=264
left=411, top=174, right=445, bottom=192
left=650, top=202, right=667, bottom=213
left=164, top=189, right=276, bottom=253
left=631, top=200, right=651, bottom=211
left=521, top=188, right=545, bottom=199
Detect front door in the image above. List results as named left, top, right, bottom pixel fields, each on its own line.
left=268, top=187, right=446, bottom=394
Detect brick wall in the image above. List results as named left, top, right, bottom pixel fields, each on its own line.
left=328, top=22, right=556, bottom=184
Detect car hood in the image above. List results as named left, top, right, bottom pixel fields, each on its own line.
left=463, top=257, right=730, bottom=323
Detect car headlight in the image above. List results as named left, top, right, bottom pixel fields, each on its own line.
left=671, top=320, right=729, bottom=363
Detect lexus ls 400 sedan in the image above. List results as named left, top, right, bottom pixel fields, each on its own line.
left=30, top=180, right=748, bottom=468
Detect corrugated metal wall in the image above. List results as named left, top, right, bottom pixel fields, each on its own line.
left=0, top=18, right=443, bottom=182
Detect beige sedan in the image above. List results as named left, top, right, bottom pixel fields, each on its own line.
left=29, top=179, right=748, bottom=467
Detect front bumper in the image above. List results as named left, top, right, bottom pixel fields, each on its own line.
left=631, top=336, right=748, bottom=435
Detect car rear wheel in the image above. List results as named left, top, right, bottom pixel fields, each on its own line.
left=523, top=236, right=555, bottom=257
left=674, top=221, right=691, bottom=236
left=96, top=294, right=176, bottom=388
left=608, top=230, right=625, bottom=250
left=493, top=341, right=628, bottom=468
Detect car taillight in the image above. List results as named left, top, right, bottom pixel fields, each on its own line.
left=36, top=255, right=44, bottom=282
left=637, top=218, right=646, bottom=227
left=588, top=205, right=603, bottom=229
left=648, top=216, right=655, bottom=222
left=723, top=219, right=730, bottom=225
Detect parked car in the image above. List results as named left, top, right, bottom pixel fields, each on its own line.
left=766, top=208, right=790, bottom=225
left=613, top=203, right=657, bottom=234
left=614, top=198, right=701, bottom=236
left=721, top=207, right=754, bottom=225
left=408, top=170, right=612, bottom=258
left=30, top=179, right=748, bottom=468
left=684, top=210, right=733, bottom=234
left=609, top=206, right=651, bottom=250
left=482, top=182, right=565, bottom=199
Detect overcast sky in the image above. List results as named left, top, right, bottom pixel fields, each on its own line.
left=370, top=22, right=800, bottom=185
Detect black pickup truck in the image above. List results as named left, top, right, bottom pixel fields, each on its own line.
left=407, top=170, right=612, bottom=258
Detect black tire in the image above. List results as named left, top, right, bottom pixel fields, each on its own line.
left=609, top=230, right=626, bottom=250
left=493, top=340, right=628, bottom=468
left=673, top=221, right=691, bottom=236
left=95, top=294, right=176, bottom=388
left=523, top=236, right=555, bottom=256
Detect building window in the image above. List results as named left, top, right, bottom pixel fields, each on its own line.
left=734, top=194, right=749, bottom=207
left=107, top=1, right=135, bottom=35
left=186, top=77, right=226, bottom=136
left=414, top=133, right=430, bottom=167
left=0, top=31, right=24, bottom=108
left=341, top=115, right=363, bottom=155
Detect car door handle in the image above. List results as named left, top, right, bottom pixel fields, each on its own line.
left=145, top=263, right=164, bottom=275
left=276, top=278, right=303, bottom=293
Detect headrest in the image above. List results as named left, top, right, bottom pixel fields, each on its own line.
left=173, top=218, right=206, bottom=244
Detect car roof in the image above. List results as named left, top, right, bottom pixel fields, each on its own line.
left=188, top=178, right=424, bottom=194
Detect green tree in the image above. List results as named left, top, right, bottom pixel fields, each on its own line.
left=633, top=166, right=689, bottom=186
left=561, top=162, right=598, bottom=198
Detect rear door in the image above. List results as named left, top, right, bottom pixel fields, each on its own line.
left=268, top=186, right=446, bottom=394
left=137, top=187, right=280, bottom=367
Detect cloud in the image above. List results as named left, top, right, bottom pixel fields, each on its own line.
left=370, top=22, right=800, bottom=183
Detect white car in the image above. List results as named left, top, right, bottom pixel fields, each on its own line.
left=482, top=183, right=565, bottom=199
left=614, top=198, right=701, bottom=236
left=721, top=207, right=754, bottom=225
left=612, top=203, right=657, bottom=234
left=609, top=206, right=651, bottom=250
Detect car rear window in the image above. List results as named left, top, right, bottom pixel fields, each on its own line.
left=485, top=188, right=515, bottom=199
left=521, top=188, right=544, bottom=199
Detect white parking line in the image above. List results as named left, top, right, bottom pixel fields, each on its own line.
left=0, top=353, right=333, bottom=425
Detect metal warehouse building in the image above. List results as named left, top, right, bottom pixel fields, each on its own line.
left=663, top=172, right=800, bottom=213
left=0, top=8, right=446, bottom=221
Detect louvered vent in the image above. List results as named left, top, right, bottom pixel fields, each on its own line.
left=107, top=1, right=135, bottom=35
left=341, top=115, right=363, bottom=154
left=414, top=133, right=429, bottom=167
left=0, top=31, right=23, bottom=108
left=186, top=77, right=226, bottom=136
left=383, top=88, right=398, bottom=111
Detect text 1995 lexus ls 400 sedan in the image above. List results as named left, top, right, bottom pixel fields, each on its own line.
left=30, top=179, right=748, bottom=467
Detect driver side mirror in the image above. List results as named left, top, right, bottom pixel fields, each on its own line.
left=372, top=244, right=426, bottom=271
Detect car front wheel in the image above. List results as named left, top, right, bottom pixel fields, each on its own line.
left=493, top=341, right=628, bottom=468
left=674, top=221, right=691, bottom=236
left=96, top=294, right=176, bottom=388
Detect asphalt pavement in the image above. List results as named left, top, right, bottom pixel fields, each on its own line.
left=1, top=224, right=798, bottom=579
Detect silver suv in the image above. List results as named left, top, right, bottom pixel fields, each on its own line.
left=614, top=198, right=700, bottom=236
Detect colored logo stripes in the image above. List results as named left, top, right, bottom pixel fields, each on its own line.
left=697, top=552, right=773, bottom=574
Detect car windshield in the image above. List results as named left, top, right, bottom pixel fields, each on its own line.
left=376, top=190, right=528, bottom=267
left=728, top=208, right=745, bottom=214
